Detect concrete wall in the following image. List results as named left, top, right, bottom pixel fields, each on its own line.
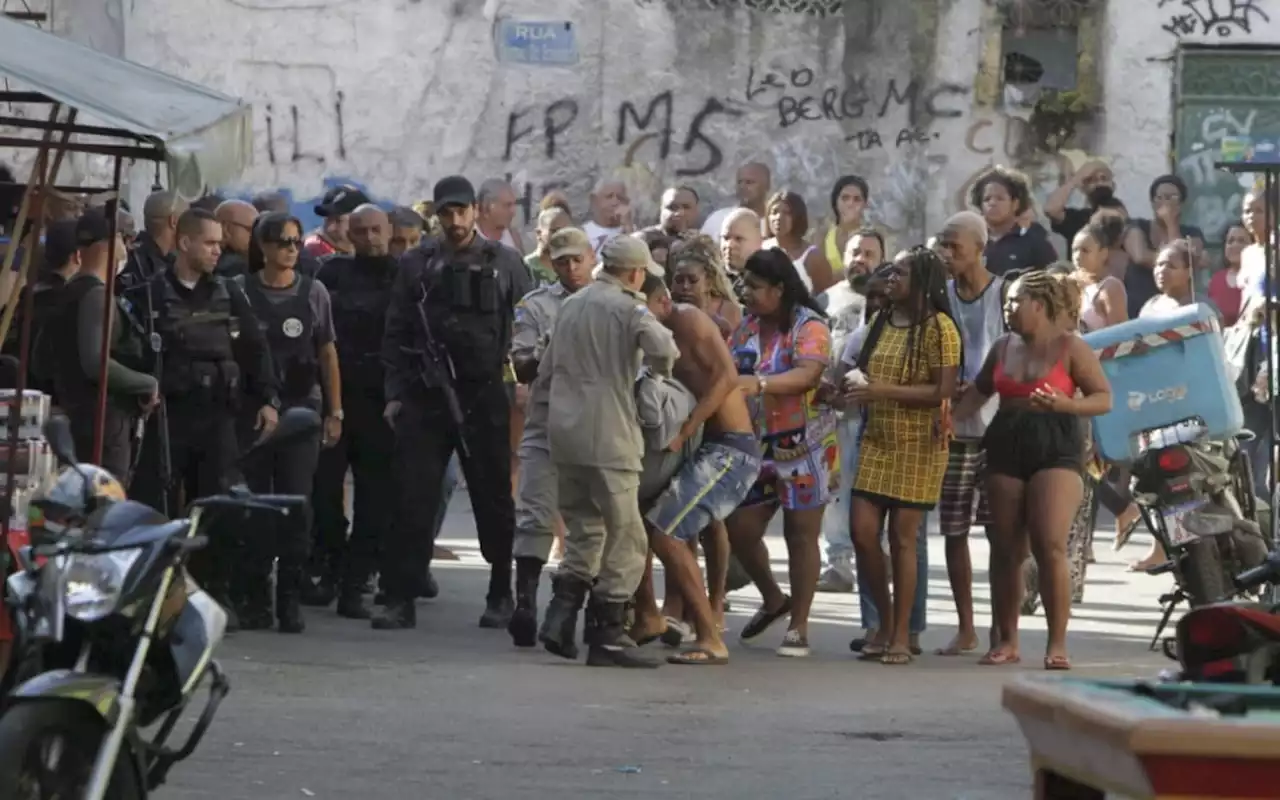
left=25, top=0, right=1280, bottom=249
left=123, top=0, right=977, bottom=242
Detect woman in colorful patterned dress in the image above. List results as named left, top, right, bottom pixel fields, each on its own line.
left=844, top=246, right=962, bottom=665
left=726, top=248, right=838, bottom=658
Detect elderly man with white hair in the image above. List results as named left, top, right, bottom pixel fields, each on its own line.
left=929, top=209, right=1006, bottom=658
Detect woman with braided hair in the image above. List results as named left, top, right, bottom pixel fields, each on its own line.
left=843, top=246, right=960, bottom=665
left=955, top=269, right=1112, bottom=670
left=668, top=233, right=742, bottom=340
left=726, top=247, right=837, bottom=657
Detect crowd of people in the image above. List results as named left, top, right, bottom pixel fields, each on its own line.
left=0, top=150, right=1270, bottom=671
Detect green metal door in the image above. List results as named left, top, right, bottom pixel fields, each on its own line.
left=1174, top=47, right=1280, bottom=246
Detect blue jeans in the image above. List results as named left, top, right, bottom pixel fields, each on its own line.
left=821, top=416, right=861, bottom=566
left=429, top=454, right=460, bottom=543
left=858, top=514, right=929, bottom=635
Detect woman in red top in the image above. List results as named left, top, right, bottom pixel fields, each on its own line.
left=955, top=271, right=1112, bottom=670
left=1207, top=222, right=1252, bottom=326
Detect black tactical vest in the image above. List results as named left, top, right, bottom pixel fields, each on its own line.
left=49, top=276, right=103, bottom=413
left=155, top=275, right=240, bottom=402
left=240, top=274, right=318, bottom=404
left=325, top=257, right=394, bottom=385
left=424, top=242, right=504, bottom=381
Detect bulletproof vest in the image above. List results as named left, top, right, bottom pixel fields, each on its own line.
left=241, top=274, right=318, bottom=404
left=49, top=276, right=101, bottom=413
left=424, top=242, right=505, bottom=382
left=156, top=275, right=241, bottom=402
left=327, top=256, right=395, bottom=382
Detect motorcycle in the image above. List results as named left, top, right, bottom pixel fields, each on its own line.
left=1159, top=551, right=1280, bottom=685
left=1129, top=418, right=1270, bottom=649
left=0, top=407, right=320, bottom=800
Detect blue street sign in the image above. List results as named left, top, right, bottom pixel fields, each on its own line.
left=496, top=19, right=579, bottom=66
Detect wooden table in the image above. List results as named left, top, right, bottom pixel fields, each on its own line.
left=1003, top=677, right=1280, bottom=799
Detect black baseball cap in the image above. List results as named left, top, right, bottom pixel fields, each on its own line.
left=432, top=175, right=476, bottom=210
left=74, top=208, right=113, bottom=248
left=313, top=185, right=371, bottom=218
left=43, top=219, right=78, bottom=269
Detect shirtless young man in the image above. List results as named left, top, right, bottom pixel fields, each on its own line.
left=632, top=299, right=762, bottom=665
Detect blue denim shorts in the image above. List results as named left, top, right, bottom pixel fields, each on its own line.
left=645, top=434, right=761, bottom=543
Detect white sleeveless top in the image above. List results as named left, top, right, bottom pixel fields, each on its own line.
left=763, top=238, right=815, bottom=292
left=1080, top=276, right=1121, bottom=333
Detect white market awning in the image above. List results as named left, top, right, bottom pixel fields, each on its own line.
left=0, top=14, right=251, bottom=197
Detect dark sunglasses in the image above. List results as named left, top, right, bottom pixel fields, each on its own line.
left=269, top=237, right=302, bottom=250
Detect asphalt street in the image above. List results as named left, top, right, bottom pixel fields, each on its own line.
left=164, top=490, right=1173, bottom=800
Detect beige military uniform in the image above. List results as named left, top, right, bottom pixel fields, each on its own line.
left=511, top=281, right=570, bottom=562
left=543, top=272, right=679, bottom=602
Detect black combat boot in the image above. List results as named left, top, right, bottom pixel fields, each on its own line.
left=371, top=598, right=416, bottom=630
left=507, top=557, right=543, bottom=647
left=301, top=572, right=337, bottom=607
left=538, top=573, right=590, bottom=660
left=276, top=565, right=307, bottom=634
left=584, top=598, right=661, bottom=669
left=237, top=576, right=274, bottom=631
left=335, top=585, right=371, bottom=620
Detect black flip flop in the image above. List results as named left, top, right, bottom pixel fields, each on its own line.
left=667, top=647, right=729, bottom=666
left=740, top=596, right=792, bottom=643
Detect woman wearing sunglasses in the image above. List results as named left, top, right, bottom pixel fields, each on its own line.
left=233, top=211, right=343, bottom=633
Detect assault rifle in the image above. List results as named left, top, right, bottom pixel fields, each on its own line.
left=409, top=291, right=470, bottom=460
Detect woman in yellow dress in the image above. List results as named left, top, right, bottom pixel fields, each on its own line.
left=844, top=246, right=962, bottom=664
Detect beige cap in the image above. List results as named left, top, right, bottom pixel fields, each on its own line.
left=601, top=234, right=664, bottom=278
left=548, top=227, right=592, bottom=260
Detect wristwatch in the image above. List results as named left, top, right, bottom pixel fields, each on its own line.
left=757, top=377, right=769, bottom=396
left=328, top=409, right=344, bottom=421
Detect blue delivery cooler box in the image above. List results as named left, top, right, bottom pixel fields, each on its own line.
left=1082, top=304, right=1242, bottom=462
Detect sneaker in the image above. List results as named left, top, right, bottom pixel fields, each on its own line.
left=776, top=629, right=811, bottom=658
left=816, top=567, right=854, bottom=593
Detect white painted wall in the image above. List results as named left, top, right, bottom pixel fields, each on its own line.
left=1102, top=0, right=1280, bottom=236
left=13, top=0, right=1277, bottom=250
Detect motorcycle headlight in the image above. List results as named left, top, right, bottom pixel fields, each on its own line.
left=63, top=549, right=143, bottom=622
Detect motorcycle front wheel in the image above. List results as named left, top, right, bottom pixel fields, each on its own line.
left=0, top=700, right=142, bottom=799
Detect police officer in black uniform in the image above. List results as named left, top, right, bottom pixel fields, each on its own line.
left=49, top=209, right=157, bottom=478
left=117, top=189, right=187, bottom=293
left=129, top=208, right=279, bottom=626
left=375, top=176, right=533, bottom=630
left=234, top=211, right=341, bottom=633
left=306, top=204, right=398, bottom=618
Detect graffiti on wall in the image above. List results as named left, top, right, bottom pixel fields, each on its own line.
left=743, top=64, right=968, bottom=140
left=1178, top=108, right=1259, bottom=235
left=1158, top=0, right=1271, bottom=38
left=500, top=90, right=744, bottom=224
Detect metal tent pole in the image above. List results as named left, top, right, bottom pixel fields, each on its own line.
left=90, top=155, right=124, bottom=468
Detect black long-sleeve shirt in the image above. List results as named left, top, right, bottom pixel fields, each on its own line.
left=382, top=235, right=531, bottom=402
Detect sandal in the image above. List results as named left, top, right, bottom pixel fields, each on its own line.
left=978, top=649, right=1022, bottom=666
left=740, top=596, right=792, bottom=644
left=1112, top=517, right=1140, bottom=551
left=881, top=650, right=913, bottom=666
left=1044, top=654, right=1072, bottom=671
left=856, top=643, right=888, bottom=661
left=667, top=647, right=728, bottom=666
left=660, top=618, right=692, bottom=648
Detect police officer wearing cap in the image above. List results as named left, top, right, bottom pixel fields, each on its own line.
left=376, top=175, right=533, bottom=630
left=506, top=227, right=595, bottom=647
left=130, top=208, right=278, bottom=626
left=306, top=204, right=398, bottom=618
left=304, top=185, right=370, bottom=263
left=49, top=208, right=157, bottom=479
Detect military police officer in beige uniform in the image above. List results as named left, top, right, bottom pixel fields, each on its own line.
left=538, top=235, right=679, bottom=668
left=507, top=227, right=596, bottom=648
